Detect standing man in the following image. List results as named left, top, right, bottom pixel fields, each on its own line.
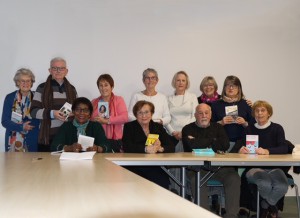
left=30, top=57, right=77, bottom=152
left=182, top=103, right=240, bottom=218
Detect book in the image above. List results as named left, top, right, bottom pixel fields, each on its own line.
left=246, top=135, right=259, bottom=154
left=225, top=105, right=238, bottom=122
left=59, top=102, right=72, bottom=120
left=11, top=111, right=22, bottom=123
left=192, top=148, right=215, bottom=156
left=98, top=101, right=109, bottom=118
left=145, top=134, right=159, bottom=146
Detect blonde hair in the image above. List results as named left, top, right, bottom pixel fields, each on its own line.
left=171, top=71, right=190, bottom=89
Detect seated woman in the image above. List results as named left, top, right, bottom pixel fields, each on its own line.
left=51, top=97, right=111, bottom=153
left=238, top=100, right=289, bottom=218
left=122, top=100, right=175, bottom=189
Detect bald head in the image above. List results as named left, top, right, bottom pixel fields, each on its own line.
left=194, top=103, right=212, bottom=128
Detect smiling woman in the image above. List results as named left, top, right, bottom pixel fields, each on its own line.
left=51, top=97, right=112, bottom=153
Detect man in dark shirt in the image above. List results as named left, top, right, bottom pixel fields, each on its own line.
left=182, top=103, right=240, bottom=218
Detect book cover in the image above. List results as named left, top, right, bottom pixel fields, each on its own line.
left=78, top=134, right=95, bottom=151
left=98, top=101, right=109, bottom=118
left=145, top=134, right=159, bottom=146
left=246, top=135, right=259, bottom=154
left=225, top=105, right=238, bottom=121
left=11, top=111, right=22, bottom=123
left=59, top=102, right=72, bottom=120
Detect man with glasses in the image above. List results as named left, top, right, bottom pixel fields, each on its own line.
left=31, top=57, right=77, bottom=152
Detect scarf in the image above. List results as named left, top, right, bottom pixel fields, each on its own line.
left=9, top=90, right=33, bottom=151
left=222, top=95, right=239, bottom=103
left=72, top=119, right=89, bottom=137
left=200, top=92, right=219, bottom=103
left=39, top=75, right=77, bottom=145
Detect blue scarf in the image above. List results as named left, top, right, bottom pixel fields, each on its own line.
left=72, top=119, right=89, bottom=137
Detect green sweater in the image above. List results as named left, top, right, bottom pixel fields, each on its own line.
left=51, top=121, right=111, bottom=152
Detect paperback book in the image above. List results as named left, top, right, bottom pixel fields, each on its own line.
left=246, top=135, right=259, bottom=154
left=98, top=102, right=109, bottom=118
left=225, top=105, right=238, bottom=122
left=59, top=102, right=72, bottom=120
left=145, top=134, right=159, bottom=146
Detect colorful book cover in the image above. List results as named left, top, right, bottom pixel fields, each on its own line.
left=98, top=102, right=109, bottom=118
left=246, top=135, right=259, bottom=154
left=11, top=111, right=22, bottom=123
left=225, top=105, right=238, bottom=121
left=145, top=134, right=159, bottom=146
left=59, top=102, right=72, bottom=120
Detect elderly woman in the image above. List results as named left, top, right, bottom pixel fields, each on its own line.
left=51, top=97, right=111, bottom=153
left=91, top=74, right=128, bottom=152
left=211, top=75, right=254, bottom=152
left=122, top=100, right=175, bottom=189
left=239, top=101, right=289, bottom=218
left=1, top=68, right=39, bottom=152
left=128, top=68, right=171, bottom=126
left=197, top=76, right=221, bottom=105
left=166, top=71, right=198, bottom=194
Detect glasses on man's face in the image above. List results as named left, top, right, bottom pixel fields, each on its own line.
left=225, top=84, right=238, bottom=89
left=137, top=110, right=151, bottom=116
left=144, top=76, right=157, bottom=81
left=19, top=80, right=32, bottom=84
left=51, top=67, right=66, bottom=72
left=74, top=108, right=90, bottom=114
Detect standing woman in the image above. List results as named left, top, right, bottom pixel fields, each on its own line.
left=128, top=68, right=171, bottom=126
left=91, top=74, right=128, bottom=152
left=197, top=76, right=221, bottom=106
left=1, top=68, right=39, bottom=152
left=166, top=71, right=198, bottom=194
left=211, top=75, right=254, bottom=151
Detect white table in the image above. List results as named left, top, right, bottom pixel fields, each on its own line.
left=0, top=152, right=217, bottom=218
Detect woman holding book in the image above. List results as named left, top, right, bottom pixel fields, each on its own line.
left=51, top=97, right=111, bottom=152
left=1, top=68, right=39, bottom=152
left=122, top=100, right=175, bottom=189
left=211, top=75, right=254, bottom=152
left=238, top=100, right=289, bottom=218
left=91, top=74, right=128, bottom=152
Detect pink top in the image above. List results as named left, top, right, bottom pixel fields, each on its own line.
left=91, top=93, right=128, bottom=140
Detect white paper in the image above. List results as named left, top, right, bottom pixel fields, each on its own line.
left=78, top=134, right=95, bottom=151
left=59, top=151, right=96, bottom=160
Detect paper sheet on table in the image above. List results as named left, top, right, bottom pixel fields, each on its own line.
left=59, top=151, right=96, bottom=160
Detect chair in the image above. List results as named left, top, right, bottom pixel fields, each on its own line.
left=207, top=179, right=224, bottom=216
left=256, top=177, right=300, bottom=218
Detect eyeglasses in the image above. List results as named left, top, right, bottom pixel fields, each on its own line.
left=144, top=76, right=157, bottom=81
left=20, top=80, right=32, bottom=84
left=137, top=110, right=151, bottom=116
left=51, top=67, right=66, bottom=72
left=74, top=108, right=90, bottom=114
left=225, top=84, right=238, bottom=89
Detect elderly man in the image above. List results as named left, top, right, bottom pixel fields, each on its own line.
left=182, top=103, right=240, bottom=218
left=30, top=57, right=77, bottom=152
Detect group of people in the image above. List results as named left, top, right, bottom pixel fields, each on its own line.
left=2, top=57, right=291, bottom=218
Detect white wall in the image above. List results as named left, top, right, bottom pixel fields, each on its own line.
left=1, top=0, right=300, bottom=192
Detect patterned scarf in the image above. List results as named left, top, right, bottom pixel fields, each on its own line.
left=9, top=90, right=33, bottom=151
left=222, top=95, right=239, bottom=103
left=39, top=75, right=77, bottom=145
left=72, top=119, right=89, bottom=137
left=200, top=92, right=220, bottom=103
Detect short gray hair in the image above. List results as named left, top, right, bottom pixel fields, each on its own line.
left=13, top=68, right=35, bottom=87
left=142, top=68, right=158, bottom=80
left=50, top=57, right=67, bottom=67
